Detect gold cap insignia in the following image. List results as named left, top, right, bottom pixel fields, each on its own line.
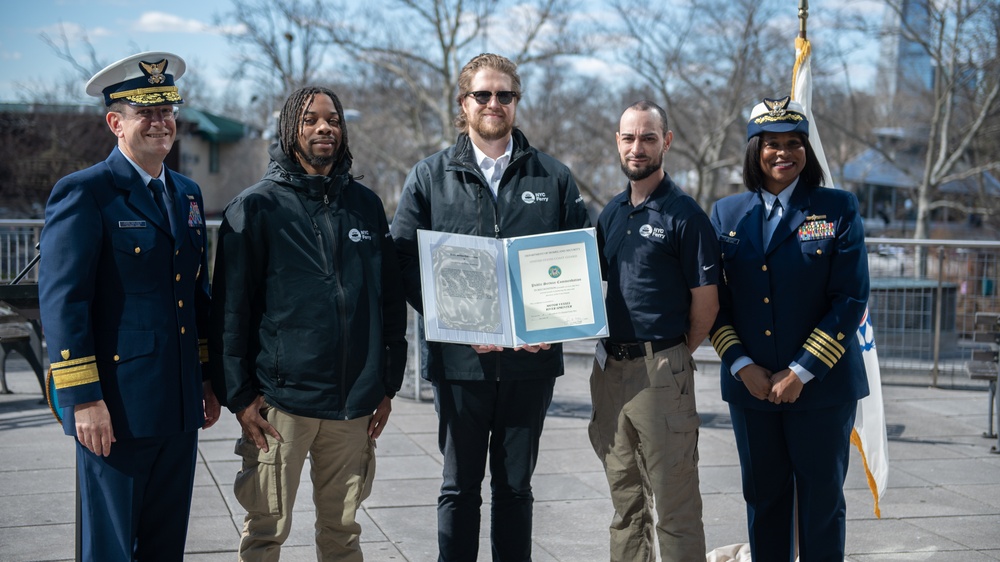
left=140, top=59, right=168, bottom=85
left=61, top=349, right=70, bottom=360
left=837, top=332, right=845, bottom=340
left=764, top=96, right=791, bottom=117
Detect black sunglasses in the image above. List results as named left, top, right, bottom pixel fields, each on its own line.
left=466, top=90, right=519, bottom=105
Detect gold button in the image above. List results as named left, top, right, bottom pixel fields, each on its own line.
left=765, top=330, right=772, bottom=336
left=175, top=274, right=181, bottom=282
left=196, top=229, right=202, bottom=236
left=816, top=249, right=823, bottom=255
left=181, top=327, right=186, bottom=334
left=762, top=265, right=768, bottom=271
left=113, top=354, right=120, bottom=362
left=134, top=247, right=141, bottom=254
left=763, top=297, right=770, bottom=304
left=178, top=300, right=184, bottom=308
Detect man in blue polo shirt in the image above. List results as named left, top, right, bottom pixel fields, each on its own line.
left=588, top=100, right=720, bottom=562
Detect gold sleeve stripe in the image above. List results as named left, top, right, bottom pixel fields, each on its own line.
left=51, top=355, right=97, bottom=370
left=199, top=341, right=209, bottom=364
left=52, top=361, right=100, bottom=389
left=803, top=329, right=844, bottom=369
left=711, top=326, right=742, bottom=357
left=804, top=340, right=837, bottom=368
left=808, top=332, right=845, bottom=361
left=811, top=329, right=845, bottom=355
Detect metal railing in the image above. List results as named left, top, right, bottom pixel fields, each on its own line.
left=4, top=219, right=997, bottom=388
left=0, top=219, right=223, bottom=283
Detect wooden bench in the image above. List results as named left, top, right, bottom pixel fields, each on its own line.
left=0, top=309, right=45, bottom=396
left=965, top=312, right=1000, bottom=453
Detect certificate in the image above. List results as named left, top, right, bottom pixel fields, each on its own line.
left=417, top=228, right=608, bottom=346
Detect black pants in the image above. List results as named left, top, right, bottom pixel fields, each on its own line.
left=434, top=377, right=555, bottom=562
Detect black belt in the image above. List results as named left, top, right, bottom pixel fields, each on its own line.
left=603, top=336, right=686, bottom=361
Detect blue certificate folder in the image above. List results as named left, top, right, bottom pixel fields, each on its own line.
left=417, top=227, right=609, bottom=347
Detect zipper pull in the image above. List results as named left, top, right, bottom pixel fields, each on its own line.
left=324, top=193, right=330, bottom=205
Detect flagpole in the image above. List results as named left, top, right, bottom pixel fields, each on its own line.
left=799, top=0, right=808, bottom=39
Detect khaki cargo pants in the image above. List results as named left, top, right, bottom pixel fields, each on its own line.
left=588, top=342, right=706, bottom=562
left=234, top=404, right=376, bottom=562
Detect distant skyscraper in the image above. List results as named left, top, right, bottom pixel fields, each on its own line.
left=876, top=0, right=933, bottom=123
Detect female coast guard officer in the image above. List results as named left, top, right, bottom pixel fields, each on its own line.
left=39, top=51, right=218, bottom=560
left=708, top=96, right=870, bottom=561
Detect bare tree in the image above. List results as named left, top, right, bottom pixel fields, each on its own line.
left=215, top=0, right=335, bottom=127
left=606, top=0, right=787, bottom=211
left=212, top=0, right=589, bottom=209
left=13, top=24, right=112, bottom=104
left=878, top=0, right=1000, bottom=245
left=312, top=0, right=588, bottom=160
left=517, top=59, right=622, bottom=208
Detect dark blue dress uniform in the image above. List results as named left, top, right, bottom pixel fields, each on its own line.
left=39, top=146, right=211, bottom=559
left=709, top=184, right=870, bottom=561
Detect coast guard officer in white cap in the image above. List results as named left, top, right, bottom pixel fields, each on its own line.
left=709, top=96, right=870, bottom=561
left=39, top=51, right=219, bottom=560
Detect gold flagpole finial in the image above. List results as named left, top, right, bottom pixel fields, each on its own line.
left=798, top=0, right=809, bottom=39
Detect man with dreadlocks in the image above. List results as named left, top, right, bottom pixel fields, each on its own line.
left=209, top=86, right=408, bottom=562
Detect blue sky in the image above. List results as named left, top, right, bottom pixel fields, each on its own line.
left=0, top=0, right=239, bottom=102
left=1, top=0, right=881, bottom=105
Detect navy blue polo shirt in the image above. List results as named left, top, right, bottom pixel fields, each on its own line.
left=598, top=174, right=720, bottom=342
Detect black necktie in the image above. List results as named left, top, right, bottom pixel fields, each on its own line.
left=768, top=198, right=783, bottom=220
left=148, top=179, right=169, bottom=223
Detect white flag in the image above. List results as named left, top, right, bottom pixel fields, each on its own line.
left=792, top=35, right=889, bottom=517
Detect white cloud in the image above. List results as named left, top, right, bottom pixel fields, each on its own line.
left=133, top=11, right=211, bottom=34
left=133, top=12, right=244, bottom=34
left=129, top=11, right=245, bottom=36
left=1, top=51, right=23, bottom=61
left=569, top=56, right=639, bottom=83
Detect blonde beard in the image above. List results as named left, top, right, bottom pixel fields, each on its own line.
left=471, top=114, right=513, bottom=142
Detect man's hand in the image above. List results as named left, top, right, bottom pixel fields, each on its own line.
left=235, top=395, right=282, bottom=452
left=75, top=400, right=115, bottom=457
left=368, top=396, right=392, bottom=439
left=768, top=369, right=804, bottom=404
left=202, top=381, right=221, bottom=429
left=736, top=364, right=773, bottom=401
left=515, top=342, right=551, bottom=353
left=471, top=344, right=503, bottom=354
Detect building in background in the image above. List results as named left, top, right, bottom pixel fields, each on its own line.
left=0, top=103, right=267, bottom=219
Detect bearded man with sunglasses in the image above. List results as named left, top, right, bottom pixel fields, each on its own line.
left=392, top=53, right=591, bottom=561
left=39, top=51, right=218, bottom=560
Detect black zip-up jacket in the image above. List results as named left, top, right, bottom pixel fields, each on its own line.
left=391, top=129, right=591, bottom=381
left=209, top=143, right=407, bottom=419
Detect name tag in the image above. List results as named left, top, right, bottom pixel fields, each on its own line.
left=118, top=220, right=147, bottom=229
